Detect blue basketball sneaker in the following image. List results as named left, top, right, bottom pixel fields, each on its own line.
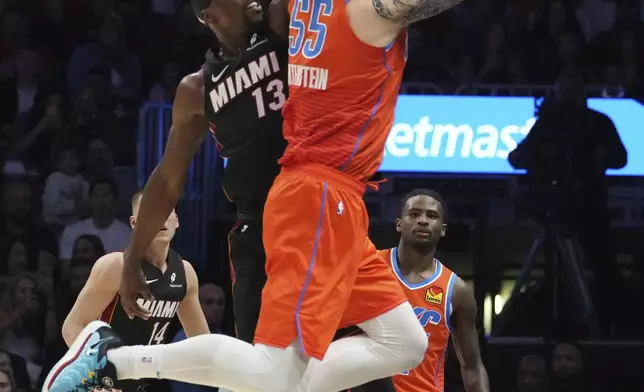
left=42, top=321, right=122, bottom=392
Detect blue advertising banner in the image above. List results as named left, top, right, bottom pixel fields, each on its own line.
left=381, top=96, right=643, bottom=176
left=222, top=96, right=642, bottom=176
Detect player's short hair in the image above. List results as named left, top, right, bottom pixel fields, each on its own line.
left=400, top=189, right=447, bottom=218
left=191, top=0, right=212, bottom=23
left=89, top=177, right=118, bottom=198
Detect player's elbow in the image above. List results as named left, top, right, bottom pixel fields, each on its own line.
left=61, top=317, right=75, bottom=347
left=61, top=314, right=87, bottom=347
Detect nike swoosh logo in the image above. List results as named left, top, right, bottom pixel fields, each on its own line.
left=145, top=279, right=158, bottom=284
left=212, top=65, right=229, bottom=83
left=85, top=336, right=114, bottom=356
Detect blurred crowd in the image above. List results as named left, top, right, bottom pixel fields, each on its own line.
left=1, top=0, right=643, bottom=391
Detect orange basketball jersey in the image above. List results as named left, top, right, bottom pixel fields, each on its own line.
left=379, top=248, right=457, bottom=392
left=282, top=0, right=407, bottom=181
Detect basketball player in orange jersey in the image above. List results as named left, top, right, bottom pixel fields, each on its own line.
left=42, top=0, right=467, bottom=390
left=382, top=189, right=489, bottom=392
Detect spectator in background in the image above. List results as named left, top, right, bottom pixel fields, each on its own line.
left=528, top=1, right=581, bottom=82
left=83, top=137, right=115, bottom=182
left=0, top=47, right=51, bottom=126
left=71, top=234, right=106, bottom=263
left=0, top=240, right=28, bottom=278
left=0, top=369, right=14, bottom=392
left=509, top=69, right=627, bottom=337
left=170, top=283, right=225, bottom=392
left=550, top=342, right=585, bottom=392
left=197, top=283, right=225, bottom=333
left=40, top=257, right=94, bottom=377
left=0, top=179, right=58, bottom=268
left=148, top=61, right=181, bottom=103
left=0, top=273, right=56, bottom=379
left=0, top=8, right=29, bottom=81
left=477, top=22, right=525, bottom=83
left=66, top=13, right=141, bottom=100
left=617, top=31, right=641, bottom=89
left=9, top=94, right=64, bottom=173
left=515, top=354, right=548, bottom=392
left=58, top=178, right=130, bottom=273
left=42, top=146, right=88, bottom=230
left=0, top=349, right=29, bottom=392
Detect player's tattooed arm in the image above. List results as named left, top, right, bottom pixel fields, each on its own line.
left=371, top=0, right=464, bottom=24
left=450, top=277, right=490, bottom=392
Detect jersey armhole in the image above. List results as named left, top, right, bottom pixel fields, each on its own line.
left=444, top=273, right=457, bottom=333
left=338, top=4, right=402, bottom=58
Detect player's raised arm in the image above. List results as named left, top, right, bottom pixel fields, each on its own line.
left=372, top=0, right=464, bottom=25
left=120, top=73, right=206, bottom=319
left=267, top=0, right=289, bottom=38
left=62, top=253, right=122, bottom=346
left=177, top=260, right=210, bottom=337
left=450, top=278, right=490, bottom=392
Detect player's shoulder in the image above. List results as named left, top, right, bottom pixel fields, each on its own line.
left=180, top=259, right=200, bottom=292
left=87, top=252, right=124, bottom=288
left=175, top=71, right=205, bottom=112
left=179, top=72, right=205, bottom=95
left=94, top=252, right=124, bottom=269
left=181, top=259, right=197, bottom=273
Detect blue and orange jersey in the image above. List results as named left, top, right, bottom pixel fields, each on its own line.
left=281, top=0, right=407, bottom=182
left=378, top=248, right=457, bottom=392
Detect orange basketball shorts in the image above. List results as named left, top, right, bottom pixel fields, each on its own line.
left=254, top=163, right=406, bottom=360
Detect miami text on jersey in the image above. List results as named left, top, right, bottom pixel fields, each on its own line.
left=209, top=51, right=281, bottom=112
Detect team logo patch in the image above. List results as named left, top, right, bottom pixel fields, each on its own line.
left=102, top=377, right=114, bottom=387
left=425, top=286, right=443, bottom=305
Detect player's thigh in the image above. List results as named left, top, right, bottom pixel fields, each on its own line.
left=228, top=219, right=266, bottom=342
left=228, top=219, right=266, bottom=279
left=256, top=174, right=367, bottom=359
left=341, top=240, right=407, bottom=328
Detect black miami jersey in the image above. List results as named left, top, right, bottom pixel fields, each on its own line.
left=100, top=249, right=186, bottom=346
left=203, top=24, right=288, bottom=216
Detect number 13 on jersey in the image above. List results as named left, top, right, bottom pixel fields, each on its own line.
left=289, top=0, right=334, bottom=59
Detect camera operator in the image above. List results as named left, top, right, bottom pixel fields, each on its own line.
left=508, top=68, right=627, bottom=337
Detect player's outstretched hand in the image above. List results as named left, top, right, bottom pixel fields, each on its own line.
left=119, top=262, right=154, bottom=320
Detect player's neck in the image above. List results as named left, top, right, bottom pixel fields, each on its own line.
left=145, top=242, right=170, bottom=272
left=396, top=241, right=436, bottom=274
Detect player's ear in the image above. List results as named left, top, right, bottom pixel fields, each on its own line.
left=440, top=224, right=447, bottom=237
left=395, top=218, right=402, bottom=233
left=129, top=216, right=135, bottom=228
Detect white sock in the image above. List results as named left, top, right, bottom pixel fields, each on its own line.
left=106, top=334, right=307, bottom=392
left=299, top=302, right=427, bottom=392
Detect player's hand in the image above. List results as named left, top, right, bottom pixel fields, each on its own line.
left=119, top=262, right=154, bottom=320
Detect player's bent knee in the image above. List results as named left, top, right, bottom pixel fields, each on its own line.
left=254, top=344, right=306, bottom=392
left=364, top=302, right=427, bottom=372
left=400, top=314, right=429, bottom=370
